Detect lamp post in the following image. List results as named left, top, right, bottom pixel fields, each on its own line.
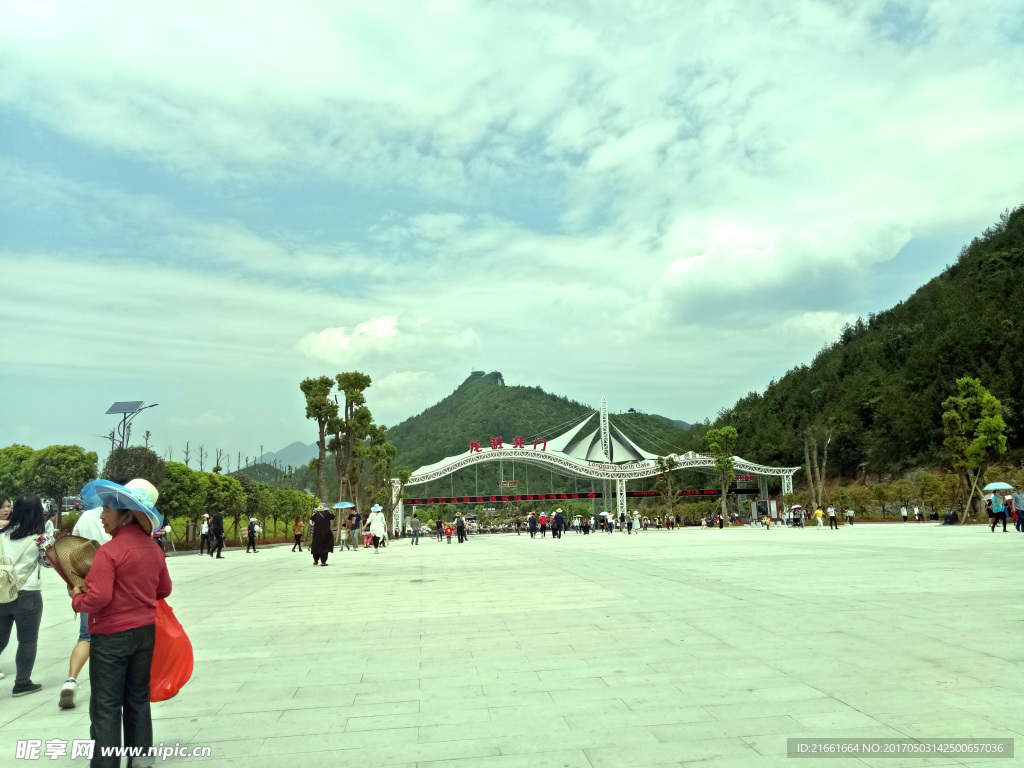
left=106, top=402, right=160, bottom=448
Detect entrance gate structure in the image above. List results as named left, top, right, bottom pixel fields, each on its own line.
left=391, top=397, right=799, bottom=534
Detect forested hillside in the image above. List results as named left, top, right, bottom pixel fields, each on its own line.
left=717, top=206, right=1024, bottom=478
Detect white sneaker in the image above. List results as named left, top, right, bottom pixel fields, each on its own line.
left=59, top=679, right=77, bottom=709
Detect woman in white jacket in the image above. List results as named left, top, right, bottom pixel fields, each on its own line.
left=0, top=495, right=51, bottom=696
left=365, top=504, right=387, bottom=553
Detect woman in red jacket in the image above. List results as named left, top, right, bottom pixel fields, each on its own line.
left=72, top=480, right=171, bottom=768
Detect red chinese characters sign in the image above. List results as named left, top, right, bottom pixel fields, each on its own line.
left=470, top=436, right=546, bottom=453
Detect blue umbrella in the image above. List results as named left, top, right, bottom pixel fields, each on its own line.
left=983, top=482, right=1014, bottom=491
left=333, top=501, right=355, bottom=509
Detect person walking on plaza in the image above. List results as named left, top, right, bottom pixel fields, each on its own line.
left=209, top=506, right=225, bottom=558
left=367, top=504, right=387, bottom=552
left=310, top=504, right=335, bottom=566
left=70, top=480, right=171, bottom=768
left=632, top=510, right=642, bottom=533
left=538, top=512, right=547, bottom=538
left=245, top=518, right=259, bottom=553
left=901, top=505, right=908, bottom=523
left=551, top=508, right=564, bottom=539
left=445, top=524, right=453, bottom=543
left=0, top=495, right=51, bottom=696
left=814, top=508, right=824, bottom=528
left=1013, top=488, right=1024, bottom=533
left=199, top=513, right=211, bottom=555
left=410, top=514, right=421, bottom=545
left=527, top=512, right=537, bottom=538
left=454, top=511, right=467, bottom=544
left=435, top=517, right=444, bottom=542
left=846, top=508, right=854, bottom=526
left=346, top=508, right=361, bottom=551
left=291, top=517, right=306, bottom=552
left=828, top=506, right=838, bottom=530
left=990, top=494, right=1008, bottom=533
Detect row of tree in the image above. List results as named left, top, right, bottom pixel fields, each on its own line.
left=300, top=371, right=411, bottom=542
left=0, top=444, right=98, bottom=525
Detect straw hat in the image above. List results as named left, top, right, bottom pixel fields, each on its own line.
left=46, top=536, right=101, bottom=590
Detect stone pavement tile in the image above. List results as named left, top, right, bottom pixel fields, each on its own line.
left=345, top=706, right=491, bottom=732
left=418, top=749, right=594, bottom=768
left=495, top=725, right=660, bottom=755
left=792, top=711, right=891, bottom=731
left=564, top=705, right=713, bottom=731
left=585, top=736, right=758, bottom=766
left=258, top=727, right=420, bottom=756
left=278, top=699, right=420, bottom=724
left=703, top=697, right=854, bottom=721
left=418, top=718, right=571, bottom=744
left=649, top=716, right=803, bottom=742
left=680, top=757, right=864, bottom=768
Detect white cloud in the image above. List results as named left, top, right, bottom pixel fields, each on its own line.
left=297, top=316, right=479, bottom=367
left=2, top=0, right=1023, bottom=457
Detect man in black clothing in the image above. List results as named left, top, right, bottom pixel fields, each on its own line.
left=455, top=512, right=466, bottom=544
left=551, top=508, right=565, bottom=539
left=210, top=507, right=225, bottom=558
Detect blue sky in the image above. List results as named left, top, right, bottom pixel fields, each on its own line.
left=1, top=0, right=1022, bottom=467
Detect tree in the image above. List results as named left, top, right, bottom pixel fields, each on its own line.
left=197, top=445, right=207, bottom=472
left=234, top=472, right=261, bottom=535
left=101, top=446, right=166, bottom=486
left=705, top=426, right=738, bottom=519
left=0, top=444, right=35, bottom=499
left=942, top=377, right=1008, bottom=523
left=328, top=371, right=373, bottom=509
left=654, top=456, right=682, bottom=522
left=871, top=482, right=893, bottom=519
left=205, top=473, right=246, bottom=537
left=364, top=424, right=411, bottom=536
left=300, top=376, right=338, bottom=504
left=158, top=462, right=206, bottom=525
left=182, top=441, right=191, bottom=467
left=21, top=445, right=98, bottom=527
left=848, top=485, right=873, bottom=518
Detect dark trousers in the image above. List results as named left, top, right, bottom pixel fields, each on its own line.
left=209, top=535, right=223, bottom=557
left=199, top=533, right=211, bottom=555
left=313, top=551, right=329, bottom=564
left=0, top=590, right=43, bottom=686
left=90, top=623, right=156, bottom=768
left=829, top=517, right=838, bottom=529
left=246, top=534, right=257, bottom=552
left=1016, top=515, right=1024, bottom=532
left=991, top=512, right=1007, bottom=532
left=553, top=526, right=562, bottom=539
left=456, top=527, right=466, bottom=543
left=292, top=534, right=302, bottom=551
left=540, top=524, right=546, bottom=538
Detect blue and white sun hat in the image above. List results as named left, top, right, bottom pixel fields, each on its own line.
left=79, top=479, right=163, bottom=535
left=370, top=504, right=383, bottom=512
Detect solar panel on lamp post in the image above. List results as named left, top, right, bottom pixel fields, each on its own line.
left=106, top=401, right=159, bottom=448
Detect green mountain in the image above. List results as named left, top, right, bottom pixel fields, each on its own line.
left=717, top=206, right=1024, bottom=478
left=388, top=371, right=698, bottom=497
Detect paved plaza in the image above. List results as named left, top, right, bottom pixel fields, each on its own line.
left=2, top=523, right=1022, bottom=767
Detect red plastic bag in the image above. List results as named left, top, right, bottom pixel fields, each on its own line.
left=150, top=599, right=193, bottom=702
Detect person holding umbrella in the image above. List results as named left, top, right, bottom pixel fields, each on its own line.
left=983, top=482, right=1014, bottom=533
left=1013, top=486, right=1024, bottom=533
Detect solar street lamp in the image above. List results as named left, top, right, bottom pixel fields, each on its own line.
left=106, top=401, right=159, bottom=448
